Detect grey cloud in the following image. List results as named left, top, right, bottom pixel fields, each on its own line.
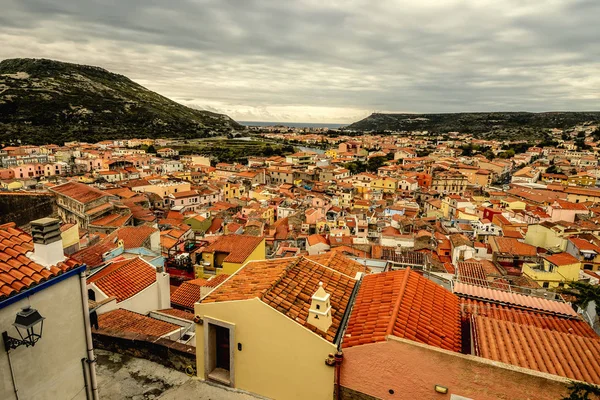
left=0, top=0, right=598, bottom=122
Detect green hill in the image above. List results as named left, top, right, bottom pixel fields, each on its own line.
left=0, top=58, right=242, bottom=144
left=346, top=112, right=600, bottom=139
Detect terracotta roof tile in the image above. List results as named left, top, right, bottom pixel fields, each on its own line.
left=343, top=269, right=462, bottom=352
left=156, top=308, right=195, bottom=321
left=50, top=181, right=111, bottom=204
left=202, top=254, right=360, bottom=343
left=88, top=257, right=156, bottom=302
left=461, top=299, right=598, bottom=339
left=0, top=222, right=79, bottom=300
left=457, top=261, right=489, bottom=287
left=95, top=309, right=179, bottom=338
left=170, top=275, right=231, bottom=310
left=489, top=237, right=537, bottom=257
left=71, top=236, right=119, bottom=268
left=114, top=225, right=158, bottom=249
left=202, top=235, right=264, bottom=264
left=473, top=315, right=600, bottom=384
left=454, top=282, right=577, bottom=317
left=305, top=252, right=371, bottom=277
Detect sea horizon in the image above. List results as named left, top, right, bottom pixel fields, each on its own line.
left=239, top=121, right=346, bottom=129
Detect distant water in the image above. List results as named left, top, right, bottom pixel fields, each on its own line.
left=239, top=121, right=345, bottom=129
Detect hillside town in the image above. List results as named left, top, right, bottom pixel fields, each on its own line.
left=1, top=125, right=600, bottom=400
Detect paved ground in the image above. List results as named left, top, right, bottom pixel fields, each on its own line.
left=96, top=350, right=261, bottom=400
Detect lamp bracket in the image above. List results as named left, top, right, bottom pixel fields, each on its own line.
left=2, top=331, right=23, bottom=352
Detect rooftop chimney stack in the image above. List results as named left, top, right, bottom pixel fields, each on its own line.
left=30, top=218, right=65, bottom=269
left=308, top=282, right=332, bottom=333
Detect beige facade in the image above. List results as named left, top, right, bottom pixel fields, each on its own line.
left=194, top=298, right=337, bottom=400
left=0, top=272, right=89, bottom=400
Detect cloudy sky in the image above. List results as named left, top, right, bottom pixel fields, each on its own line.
left=1, top=0, right=599, bottom=123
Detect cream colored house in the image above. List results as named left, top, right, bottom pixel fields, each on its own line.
left=0, top=219, right=98, bottom=400
left=194, top=253, right=369, bottom=400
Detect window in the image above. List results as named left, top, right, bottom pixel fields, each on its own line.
left=584, top=264, right=593, bottom=270
left=542, top=282, right=550, bottom=288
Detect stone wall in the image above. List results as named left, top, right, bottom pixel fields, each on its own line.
left=92, top=331, right=197, bottom=376
left=338, top=386, right=380, bottom=400
left=0, top=193, right=56, bottom=228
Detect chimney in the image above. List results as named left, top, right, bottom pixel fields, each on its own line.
left=30, top=218, right=65, bottom=269
left=308, top=282, right=332, bottom=333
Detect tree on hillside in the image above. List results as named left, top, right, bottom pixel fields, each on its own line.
left=559, top=281, right=600, bottom=317
left=367, top=156, right=387, bottom=172
left=146, top=145, right=157, bottom=154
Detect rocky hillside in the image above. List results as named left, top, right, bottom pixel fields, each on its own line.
left=346, top=112, right=600, bottom=139
left=0, top=58, right=242, bottom=144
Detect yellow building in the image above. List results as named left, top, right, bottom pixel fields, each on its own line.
left=500, top=197, right=526, bottom=210
left=370, top=177, right=398, bottom=193
left=197, top=235, right=265, bottom=277
left=568, top=173, right=596, bottom=187
left=0, top=180, right=23, bottom=191
left=522, top=252, right=581, bottom=289
left=325, top=149, right=338, bottom=159
left=524, top=221, right=572, bottom=251
left=60, top=223, right=80, bottom=254
left=194, top=253, right=366, bottom=400
left=222, top=182, right=245, bottom=201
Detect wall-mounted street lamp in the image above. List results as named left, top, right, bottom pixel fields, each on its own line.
left=2, top=306, right=45, bottom=351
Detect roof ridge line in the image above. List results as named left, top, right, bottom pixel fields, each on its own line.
left=304, top=254, right=355, bottom=279
left=259, top=257, right=303, bottom=300
left=385, top=267, right=412, bottom=336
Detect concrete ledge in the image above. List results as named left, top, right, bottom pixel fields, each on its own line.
left=93, top=330, right=197, bottom=375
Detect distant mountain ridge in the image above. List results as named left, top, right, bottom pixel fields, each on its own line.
left=0, top=58, right=242, bottom=144
left=346, top=112, right=600, bottom=139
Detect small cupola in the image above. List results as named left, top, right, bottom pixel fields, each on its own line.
left=308, top=282, right=332, bottom=332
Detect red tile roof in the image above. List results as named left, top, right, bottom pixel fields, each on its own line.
left=50, top=181, right=111, bottom=204
left=202, top=234, right=264, bottom=264
left=457, top=261, right=489, bottom=287
left=171, top=278, right=205, bottom=310
left=88, top=257, right=156, bottom=302
left=170, top=275, right=230, bottom=310
left=454, top=282, right=577, bottom=317
left=0, top=223, right=79, bottom=299
left=202, top=254, right=360, bottom=343
left=544, top=252, right=580, bottom=266
left=307, top=234, right=329, bottom=247
left=71, top=236, right=119, bottom=268
left=473, top=315, right=600, bottom=384
left=156, top=308, right=195, bottom=321
left=461, top=299, right=597, bottom=338
left=96, top=309, right=179, bottom=338
left=306, top=252, right=371, bottom=277
left=113, top=225, right=158, bottom=249
left=489, top=236, right=537, bottom=256
left=343, top=269, right=462, bottom=352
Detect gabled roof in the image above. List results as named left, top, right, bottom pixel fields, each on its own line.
left=544, top=252, right=579, bottom=266
left=96, top=309, right=179, bottom=338
left=343, top=269, right=461, bottom=352
left=113, top=225, right=158, bottom=249
left=171, top=275, right=230, bottom=310
left=88, top=257, right=156, bottom=302
left=202, top=234, right=263, bottom=264
left=202, top=254, right=360, bottom=343
left=461, top=299, right=597, bottom=338
left=0, top=223, right=79, bottom=300
left=473, top=315, right=600, bottom=385
left=454, top=282, right=577, bottom=317
left=489, top=236, right=537, bottom=257
left=50, top=181, right=111, bottom=204
left=306, top=252, right=371, bottom=277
